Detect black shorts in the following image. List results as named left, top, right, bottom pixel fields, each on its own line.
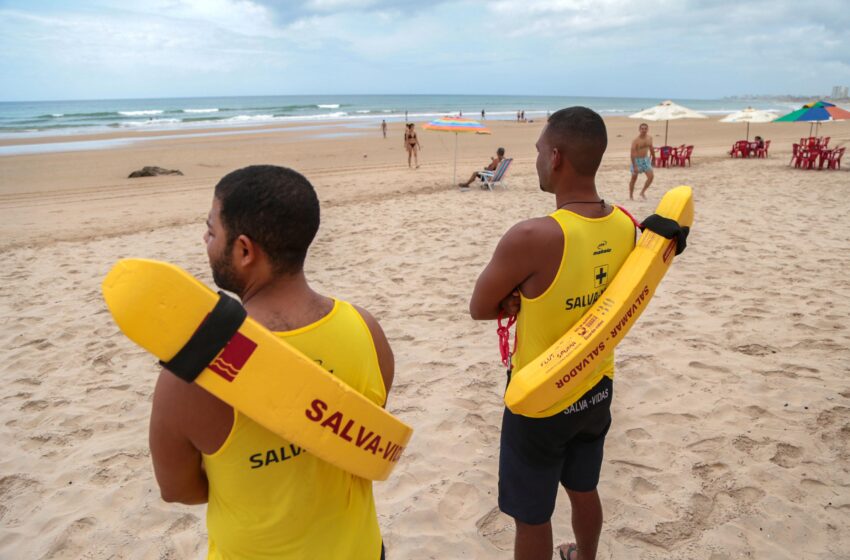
left=498, top=375, right=613, bottom=525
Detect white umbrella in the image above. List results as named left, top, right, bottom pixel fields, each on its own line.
left=720, top=107, right=777, bottom=140
left=629, top=100, right=707, bottom=145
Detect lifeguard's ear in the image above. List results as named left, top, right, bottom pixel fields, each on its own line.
left=551, top=146, right=563, bottom=170
left=232, top=234, right=258, bottom=267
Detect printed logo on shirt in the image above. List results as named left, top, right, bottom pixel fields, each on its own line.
left=249, top=444, right=304, bottom=469
left=593, top=241, right=612, bottom=256
left=593, top=265, right=609, bottom=288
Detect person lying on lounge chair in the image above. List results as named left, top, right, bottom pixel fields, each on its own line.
left=459, top=147, right=506, bottom=190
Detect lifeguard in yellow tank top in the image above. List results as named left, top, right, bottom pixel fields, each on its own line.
left=203, top=299, right=386, bottom=560
left=512, top=206, right=636, bottom=418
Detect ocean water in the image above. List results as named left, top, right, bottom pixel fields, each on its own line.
left=0, top=94, right=804, bottom=139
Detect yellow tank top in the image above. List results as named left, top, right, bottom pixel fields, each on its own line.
left=203, top=299, right=386, bottom=560
left=512, top=207, right=636, bottom=417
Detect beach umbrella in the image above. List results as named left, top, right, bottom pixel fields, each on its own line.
left=423, top=116, right=491, bottom=185
left=773, top=100, right=850, bottom=136
left=629, top=100, right=707, bottom=145
left=720, top=107, right=777, bottom=140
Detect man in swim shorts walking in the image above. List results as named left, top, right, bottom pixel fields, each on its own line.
left=629, top=122, right=654, bottom=200
left=470, top=107, right=637, bottom=560
left=149, top=165, right=394, bottom=559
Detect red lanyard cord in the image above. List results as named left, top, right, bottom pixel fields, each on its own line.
left=497, top=311, right=517, bottom=369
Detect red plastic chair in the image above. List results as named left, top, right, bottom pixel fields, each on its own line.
left=668, top=146, right=680, bottom=166
left=793, top=147, right=808, bottom=169
left=821, top=136, right=831, bottom=149
left=677, top=145, right=694, bottom=167
left=826, top=147, right=845, bottom=170
left=654, top=146, right=671, bottom=168
left=797, top=148, right=819, bottom=170
left=755, top=140, right=770, bottom=158
left=789, top=143, right=800, bottom=166
left=729, top=140, right=747, bottom=158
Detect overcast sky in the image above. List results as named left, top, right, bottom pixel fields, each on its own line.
left=1, top=0, right=848, bottom=101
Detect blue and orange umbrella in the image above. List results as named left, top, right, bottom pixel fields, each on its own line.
left=774, top=100, right=850, bottom=136
left=423, top=116, right=491, bottom=185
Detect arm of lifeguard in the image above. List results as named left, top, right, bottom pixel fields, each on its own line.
left=149, top=370, right=209, bottom=505
left=469, top=221, right=540, bottom=320
left=353, top=305, right=395, bottom=397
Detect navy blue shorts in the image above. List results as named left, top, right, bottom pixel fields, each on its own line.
left=498, top=375, right=613, bottom=525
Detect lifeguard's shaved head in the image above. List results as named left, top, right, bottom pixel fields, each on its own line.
left=543, top=107, right=608, bottom=177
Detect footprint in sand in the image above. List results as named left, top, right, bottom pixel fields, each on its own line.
left=631, top=476, right=658, bottom=495
left=476, top=507, right=514, bottom=551
left=166, top=513, right=201, bottom=535
left=686, top=436, right=725, bottom=452
left=43, top=516, right=97, bottom=559
left=770, top=443, right=803, bottom=468
left=688, top=361, right=730, bottom=374
left=734, top=344, right=777, bottom=356
left=437, top=482, right=481, bottom=521
left=625, top=427, right=652, bottom=441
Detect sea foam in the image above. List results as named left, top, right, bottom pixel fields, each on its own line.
left=119, top=110, right=164, bottom=116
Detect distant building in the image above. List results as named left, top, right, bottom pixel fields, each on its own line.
left=831, top=85, right=849, bottom=99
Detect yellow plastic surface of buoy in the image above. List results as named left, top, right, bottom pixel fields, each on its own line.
left=505, top=186, right=694, bottom=416
left=102, top=259, right=413, bottom=481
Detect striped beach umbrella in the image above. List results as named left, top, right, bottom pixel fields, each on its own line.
left=773, top=100, right=850, bottom=136
left=423, top=116, right=491, bottom=185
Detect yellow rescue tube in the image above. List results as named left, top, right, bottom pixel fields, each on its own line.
left=102, top=259, right=413, bottom=481
left=504, top=186, right=694, bottom=416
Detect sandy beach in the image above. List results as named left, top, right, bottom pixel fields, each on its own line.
left=1, top=116, right=849, bottom=559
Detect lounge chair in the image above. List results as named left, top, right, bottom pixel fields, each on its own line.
left=479, top=158, right=513, bottom=191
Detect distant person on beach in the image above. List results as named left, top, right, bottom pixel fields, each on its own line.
left=458, top=147, right=506, bottom=190
left=469, top=107, right=637, bottom=560
left=754, top=135, right=764, bottom=149
left=405, top=110, right=408, bottom=122
left=517, top=110, right=521, bottom=122
left=521, top=110, right=525, bottom=121
left=404, top=123, right=421, bottom=168
left=381, top=120, right=387, bottom=139
left=629, top=123, right=654, bottom=200
left=482, top=109, right=486, bottom=120
left=149, top=165, right=394, bottom=560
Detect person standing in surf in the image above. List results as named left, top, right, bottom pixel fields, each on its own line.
left=149, top=165, right=394, bottom=560
left=469, top=107, right=637, bottom=560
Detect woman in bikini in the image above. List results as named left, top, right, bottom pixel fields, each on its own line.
left=404, top=123, right=420, bottom=168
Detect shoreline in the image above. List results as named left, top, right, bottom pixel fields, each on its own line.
left=1, top=116, right=846, bottom=252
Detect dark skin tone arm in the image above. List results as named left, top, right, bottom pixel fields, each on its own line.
left=149, top=303, right=395, bottom=505
left=149, top=369, right=225, bottom=504
left=469, top=217, right=564, bottom=320
left=353, top=304, right=395, bottom=397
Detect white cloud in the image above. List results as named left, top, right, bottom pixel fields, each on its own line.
left=0, top=0, right=847, bottom=100
left=144, top=0, right=280, bottom=37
